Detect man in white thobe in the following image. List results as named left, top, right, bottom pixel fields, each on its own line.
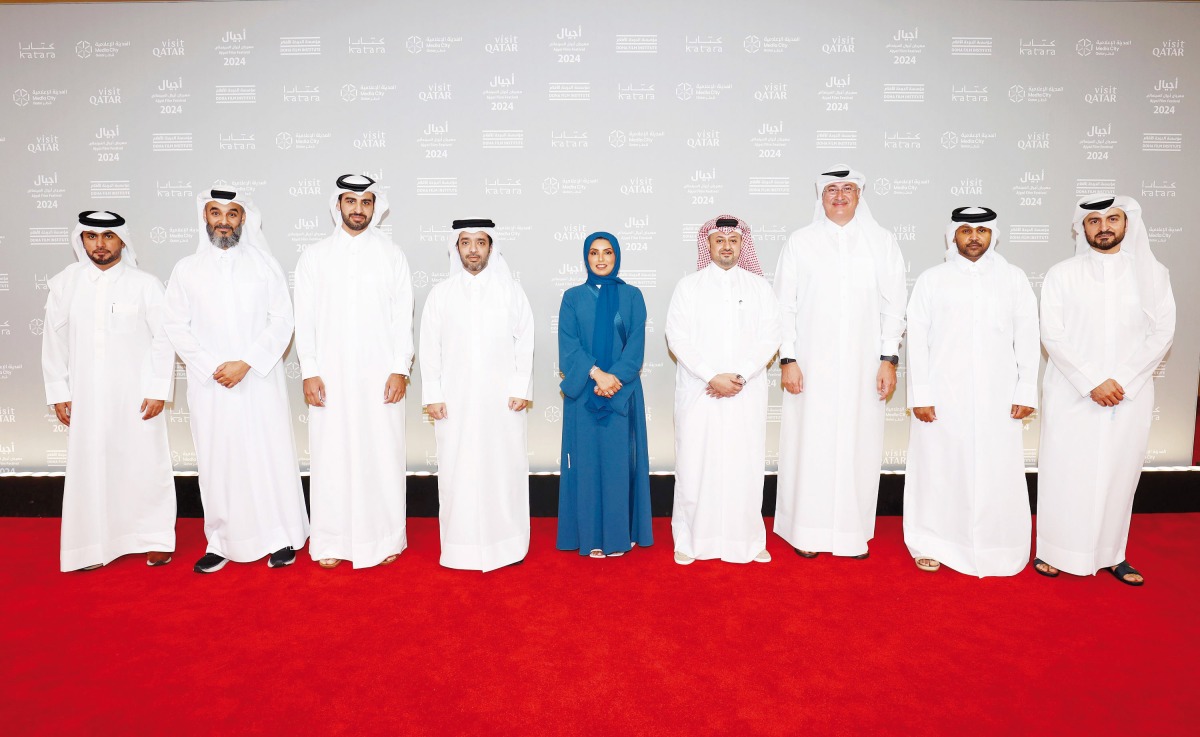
left=1035, top=195, right=1175, bottom=586
left=295, top=174, right=413, bottom=569
left=420, top=219, right=535, bottom=572
left=666, top=215, right=781, bottom=565
left=43, top=211, right=176, bottom=571
left=773, top=166, right=907, bottom=559
left=162, top=187, right=310, bottom=574
left=904, top=207, right=1039, bottom=577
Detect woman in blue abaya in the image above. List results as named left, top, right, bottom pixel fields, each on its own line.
left=556, top=232, right=653, bottom=558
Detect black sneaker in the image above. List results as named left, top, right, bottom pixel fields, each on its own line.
left=267, top=546, right=296, bottom=568
left=194, top=553, right=227, bottom=574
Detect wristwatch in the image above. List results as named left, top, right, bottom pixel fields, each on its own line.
left=779, top=358, right=796, bottom=365
left=880, top=355, right=899, bottom=365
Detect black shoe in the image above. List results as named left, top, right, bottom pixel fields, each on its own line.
left=268, top=546, right=296, bottom=568
left=794, top=548, right=819, bottom=559
left=194, top=553, right=227, bottom=574
left=851, top=551, right=869, bottom=560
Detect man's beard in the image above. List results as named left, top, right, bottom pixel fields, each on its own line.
left=341, top=211, right=369, bottom=231
left=206, top=223, right=243, bottom=250
left=88, top=249, right=119, bottom=266
left=1087, top=231, right=1125, bottom=251
left=461, top=253, right=490, bottom=274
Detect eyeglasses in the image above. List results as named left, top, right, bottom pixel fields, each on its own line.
left=823, top=184, right=858, bottom=197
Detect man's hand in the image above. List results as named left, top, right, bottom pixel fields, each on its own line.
left=877, top=361, right=897, bottom=401
left=1090, top=379, right=1125, bottom=407
left=781, top=362, right=804, bottom=395
left=592, top=370, right=622, bottom=398
left=1010, top=404, right=1035, bottom=420
left=53, top=401, right=72, bottom=427
left=140, top=399, right=165, bottom=421
left=304, top=377, right=326, bottom=407
left=383, top=374, right=406, bottom=404
left=213, top=360, right=251, bottom=389
left=426, top=403, right=447, bottom=420
left=912, top=406, right=936, bottom=423
left=706, top=373, right=745, bottom=398
left=508, top=397, right=529, bottom=411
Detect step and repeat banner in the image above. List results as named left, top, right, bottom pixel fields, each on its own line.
left=1, top=0, right=1196, bottom=474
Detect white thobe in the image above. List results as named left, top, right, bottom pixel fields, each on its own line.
left=1036, top=249, right=1175, bottom=576
left=903, top=250, right=1040, bottom=577
left=665, top=264, right=782, bottom=563
left=773, top=218, right=907, bottom=555
left=162, top=245, right=309, bottom=561
left=419, top=266, right=535, bottom=572
left=294, top=228, right=413, bottom=567
left=42, top=261, right=176, bottom=571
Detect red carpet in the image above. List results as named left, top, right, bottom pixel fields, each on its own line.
left=2, top=515, right=1197, bottom=737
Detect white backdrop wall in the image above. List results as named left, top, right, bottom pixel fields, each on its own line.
left=1, top=0, right=1196, bottom=475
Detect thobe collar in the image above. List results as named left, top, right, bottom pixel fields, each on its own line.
left=86, top=258, right=127, bottom=283
left=463, top=262, right=497, bottom=284
left=704, top=262, right=741, bottom=280
left=209, top=241, right=247, bottom=263
left=822, top=216, right=861, bottom=238
left=949, top=247, right=996, bottom=274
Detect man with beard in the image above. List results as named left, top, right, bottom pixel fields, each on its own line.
left=42, top=211, right=176, bottom=571
left=903, top=207, right=1039, bottom=577
left=294, top=175, right=413, bottom=569
left=666, top=215, right=781, bottom=565
left=162, top=188, right=309, bottom=573
left=1035, top=195, right=1175, bottom=586
left=420, top=220, right=535, bottom=572
left=772, top=166, right=907, bottom=560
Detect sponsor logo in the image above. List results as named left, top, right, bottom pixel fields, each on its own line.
left=951, top=36, right=991, bottom=56
left=279, top=36, right=320, bottom=56
left=608, top=129, right=664, bottom=149
left=419, top=83, right=452, bottom=102
left=887, top=27, right=925, bottom=64
left=18, top=42, right=55, bottom=60
left=1077, top=38, right=1132, bottom=57
left=1084, top=85, right=1117, bottom=104
left=484, top=178, right=522, bottom=196
left=675, top=82, right=732, bottom=101
left=218, top=133, right=255, bottom=151
left=481, top=130, right=524, bottom=150
left=349, top=36, right=387, bottom=54
left=13, top=87, right=66, bottom=107
left=550, top=25, right=588, bottom=60
left=685, top=35, right=723, bottom=53
left=819, top=75, right=853, bottom=109
left=883, top=131, right=921, bottom=149
left=816, top=130, right=857, bottom=150
left=485, top=35, right=519, bottom=53
left=283, top=85, right=320, bottom=103
left=550, top=130, right=588, bottom=149
left=1153, top=40, right=1185, bottom=57
left=1018, top=132, right=1051, bottom=150
left=821, top=35, right=855, bottom=54
left=951, top=84, right=988, bottom=103
left=1141, top=180, right=1177, bottom=197
left=353, top=131, right=386, bottom=149
left=616, top=84, right=655, bottom=101
left=615, top=34, right=657, bottom=54
left=1019, top=38, right=1056, bottom=56
left=548, top=82, right=589, bottom=102
left=152, top=39, right=185, bottom=57
left=883, top=83, right=924, bottom=103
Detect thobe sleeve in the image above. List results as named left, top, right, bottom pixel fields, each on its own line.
left=419, top=290, right=445, bottom=405
left=878, top=236, right=907, bottom=356
left=141, top=278, right=176, bottom=402
left=41, top=275, right=71, bottom=405
left=737, top=281, right=782, bottom=380
left=665, top=278, right=717, bottom=383
left=1039, top=269, right=1104, bottom=397
left=162, top=263, right=221, bottom=383
left=558, top=292, right=596, bottom=401
left=904, top=274, right=934, bottom=408
left=391, top=251, right=416, bottom=376
left=242, top=261, right=295, bottom=378
left=293, top=251, right=320, bottom=380
left=606, top=288, right=647, bottom=385
left=508, top=286, right=535, bottom=400
left=1113, top=270, right=1175, bottom=400
left=772, top=241, right=799, bottom=360
left=1011, top=269, right=1040, bottom=409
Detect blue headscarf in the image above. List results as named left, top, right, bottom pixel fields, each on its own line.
left=583, top=231, right=625, bottom=421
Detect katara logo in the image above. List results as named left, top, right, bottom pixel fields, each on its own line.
left=744, top=35, right=762, bottom=54
left=150, top=227, right=167, bottom=244
left=275, top=132, right=293, bottom=150
left=412, top=270, right=430, bottom=289
left=1008, top=85, right=1026, bottom=103
left=1076, top=39, right=1094, bottom=56
left=608, top=130, right=626, bottom=148
left=873, top=178, right=892, bottom=196
left=543, top=406, right=561, bottom=423
left=13, top=89, right=31, bottom=107
left=75, top=41, right=92, bottom=58
left=28, top=319, right=44, bottom=336
left=406, top=36, right=423, bottom=54
left=676, top=83, right=694, bottom=100
left=940, top=131, right=959, bottom=149
left=340, top=84, right=358, bottom=102
left=542, top=177, right=560, bottom=195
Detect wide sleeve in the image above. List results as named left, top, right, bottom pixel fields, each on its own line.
left=162, top=262, right=221, bottom=383
left=772, top=239, right=800, bottom=360
left=242, top=259, right=296, bottom=377
left=141, top=277, right=176, bottom=402
left=904, top=274, right=934, bottom=408
left=665, top=278, right=717, bottom=383
left=292, top=250, right=320, bottom=380
left=737, top=279, right=781, bottom=380
left=558, top=291, right=596, bottom=401
left=1113, top=268, right=1175, bottom=400
left=606, top=287, right=647, bottom=384
left=1040, top=267, right=1104, bottom=397
left=508, top=285, right=535, bottom=400
left=418, top=288, right=445, bottom=405
left=1011, top=269, right=1040, bottom=409
left=878, top=235, right=908, bottom=356
left=390, top=250, right=416, bottom=376
left=41, top=276, right=71, bottom=404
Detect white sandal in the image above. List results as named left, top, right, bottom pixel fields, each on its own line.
left=915, top=557, right=941, bottom=572
left=588, top=549, right=605, bottom=559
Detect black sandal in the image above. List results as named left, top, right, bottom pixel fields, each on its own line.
left=793, top=548, right=819, bottom=559
left=1106, top=560, right=1144, bottom=587
left=1033, top=558, right=1059, bottom=577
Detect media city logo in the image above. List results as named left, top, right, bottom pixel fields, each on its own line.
left=1076, top=37, right=1132, bottom=57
